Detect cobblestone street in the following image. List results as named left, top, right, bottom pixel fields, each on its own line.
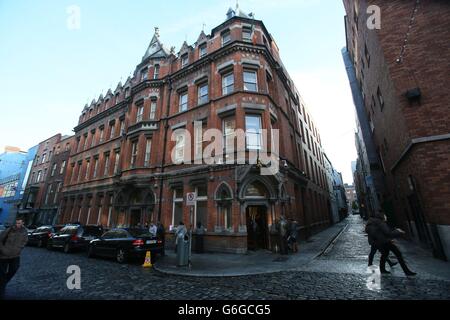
left=5, top=215, right=450, bottom=300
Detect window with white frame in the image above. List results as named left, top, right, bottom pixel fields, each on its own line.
left=153, top=64, right=160, bottom=79
left=99, top=127, right=104, bottom=143
left=199, top=43, right=207, bottom=58
left=175, top=133, right=185, bottom=163
left=243, top=69, right=258, bottom=92
left=194, top=122, right=205, bottom=160
left=114, top=150, right=120, bottom=174
left=242, top=26, right=252, bottom=41
left=245, top=115, right=262, bottom=150
left=109, top=123, right=116, bottom=139
left=181, top=53, right=188, bottom=67
left=136, top=105, right=144, bottom=122
left=222, top=72, right=234, bottom=95
left=222, top=30, right=231, bottom=46
left=41, top=153, right=46, bottom=163
left=144, top=138, right=152, bottom=167
left=93, top=157, right=99, bottom=178
left=85, top=160, right=90, bottom=180
left=51, top=163, right=57, bottom=177
left=172, top=188, right=184, bottom=227
left=149, top=101, right=157, bottom=119
left=103, top=154, right=110, bottom=176
left=179, top=92, right=188, bottom=112
left=223, top=118, right=235, bottom=158
left=195, top=185, right=208, bottom=228
left=141, top=67, right=148, bottom=81
left=198, top=83, right=208, bottom=105
left=130, top=141, right=138, bottom=168
left=90, top=131, right=96, bottom=148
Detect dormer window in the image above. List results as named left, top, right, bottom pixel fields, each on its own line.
left=153, top=64, right=160, bottom=79
left=141, top=67, right=148, bottom=81
left=124, top=88, right=130, bottom=98
left=242, top=27, right=252, bottom=41
left=222, top=30, right=231, bottom=46
left=199, top=43, right=207, bottom=58
left=181, top=53, right=188, bottom=67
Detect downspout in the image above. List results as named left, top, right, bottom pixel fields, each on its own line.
left=157, top=77, right=172, bottom=222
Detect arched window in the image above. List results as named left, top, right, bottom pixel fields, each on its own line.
left=215, top=183, right=233, bottom=230
left=245, top=181, right=268, bottom=198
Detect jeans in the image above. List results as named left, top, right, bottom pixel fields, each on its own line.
left=0, top=257, right=20, bottom=300
left=368, top=245, right=395, bottom=266
left=379, top=242, right=414, bottom=275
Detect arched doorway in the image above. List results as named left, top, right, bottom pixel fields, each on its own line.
left=115, top=187, right=155, bottom=227
left=243, top=180, right=271, bottom=251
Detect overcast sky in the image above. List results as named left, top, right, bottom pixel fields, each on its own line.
left=0, top=0, right=357, bottom=183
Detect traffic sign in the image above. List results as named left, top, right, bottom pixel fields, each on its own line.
left=186, top=192, right=196, bottom=206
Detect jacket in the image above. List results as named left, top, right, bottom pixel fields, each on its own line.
left=0, top=226, right=28, bottom=259
left=365, top=217, right=402, bottom=248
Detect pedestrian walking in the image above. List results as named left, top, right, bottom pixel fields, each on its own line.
left=366, top=211, right=416, bottom=276
left=156, top=221, right=165, bottom=256
left=279, top=215, right=289, bottom=255
left=0, top=217, right=28, bottom=299
left=288, top=219, right=299, bottom=253
left=195, top=221, right=205, bottom=253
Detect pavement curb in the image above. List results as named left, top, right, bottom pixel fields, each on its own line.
left=315, top=223, right=349, bottom=259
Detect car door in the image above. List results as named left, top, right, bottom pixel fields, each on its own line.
left=94, top=231, right=115, bottom=257
left=113, top=230, right=130, bottom=254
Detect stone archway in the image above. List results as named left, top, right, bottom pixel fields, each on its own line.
left=114, top=186, right=155, bottom=227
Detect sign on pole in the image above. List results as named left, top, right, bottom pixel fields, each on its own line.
left=186, top=192, right=196, bottom=206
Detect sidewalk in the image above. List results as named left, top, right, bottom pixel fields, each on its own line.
left=153, top=220, right=348, bottom=277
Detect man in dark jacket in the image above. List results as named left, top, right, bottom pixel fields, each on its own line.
left=366, top=216, right=397, bottom=267
left=156, top=221, right=165, bottom=256
left=0, top=217, right=28, bottom=299
left=366, top=212, right=416, bottom=276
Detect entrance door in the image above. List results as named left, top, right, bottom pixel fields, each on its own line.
left=246, top=206, right=269, bottom=250
left=130, top=209, right=142, bottom=227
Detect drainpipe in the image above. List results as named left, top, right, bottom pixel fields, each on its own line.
left=157, top=78, right=172, bottom=222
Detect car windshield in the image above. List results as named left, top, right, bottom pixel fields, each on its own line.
left=127, top=228, right=153, bottom=237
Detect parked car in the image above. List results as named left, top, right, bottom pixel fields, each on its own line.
left=87, top=228, right=164, bottom=263
left=26, top=225, right=38, bottom=236
left=27, top=225, right=64, bottom=248
left=47, top=224, right=104, bottom=253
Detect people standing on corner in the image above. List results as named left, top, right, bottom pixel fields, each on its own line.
left=0, top=217, right=28, bottom=300
left=366, top=211, right=416, bottom=276
left=288, top=219, right=299, bottom=253
left=174, top=222, right=187, bottom=253
left=279, top=215, right=289, bottom=255
left=149, top=222, right=157, bottom=237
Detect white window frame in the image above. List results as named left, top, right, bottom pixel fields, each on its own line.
left=60, top=160, right=66, bottom=174
left=171, top=189, right=184, bottom=227
left=194, top=186, right=208, bottom=228
left=243, top=69, right=258, bottom=92
left=144, top=138, right=152, bottom=167
left=223, top=118, right=235, bottom=157
left=130, top=141, right=138, bottom=168
left=222, top=31, right=231, bottom=46
left=153, top=64, right=160, bottom=79
left=198, top=83, right=208, bottom=105
left=175, top=133, right=185, bottom=163
left=199, top=43, right=207, bottom=58
left=245, top=115, right=262, bottom=150
left=181, top=54, right=188, bottom=67
left=179, top=92, right=188, bottom=112
left=136, top=105, right=144, bottom=122
left=103, top=154, right=110, bottom=176
left=222, top=72, right=234, bottom=95
left=149, top=101, right=157, bottom=119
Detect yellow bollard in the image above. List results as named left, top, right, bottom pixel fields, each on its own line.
left=143, top=251, right=152, bottom=268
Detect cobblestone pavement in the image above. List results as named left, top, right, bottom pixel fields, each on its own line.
left=5, top=215, right=450, bottom=300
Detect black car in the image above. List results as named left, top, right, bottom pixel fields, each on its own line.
left=27, top=225, right=63, bottom=248
left=87, top=228, right=164, bottom=263
left=47, top=224, right=104, bottom=253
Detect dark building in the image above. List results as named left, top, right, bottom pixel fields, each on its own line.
left=343, top=0, right=450, bottom=260
left=60, top=7, right=333, bottom=253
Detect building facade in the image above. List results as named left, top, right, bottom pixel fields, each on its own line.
left=60, top=7, right=333, bottom=253
left=343, top=0, right=450, bottom=260
left=20, top=134, right=70, bottom=226
left=0, top=146, right=37, bottom=224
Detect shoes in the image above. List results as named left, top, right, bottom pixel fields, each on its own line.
left=405, top=271, right=417, bottom=276
left=368, top=263, right=373, bottom=267
left=380, top=270, right=391, bottom=274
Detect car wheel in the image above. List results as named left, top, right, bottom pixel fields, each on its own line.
left=63, top=243, right=71, bottom=254
left=116, top=248, right=127, bottom=264
left=87, top=246, right=95, bottom=258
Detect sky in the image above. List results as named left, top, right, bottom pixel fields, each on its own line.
left=0, top=0, right=357, bottom=183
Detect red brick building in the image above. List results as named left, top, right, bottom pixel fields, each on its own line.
left=60, top=8, right=332, bottom=253
left=21, top=134, right=73, bottom=226
left=343, top=0, right=450, bottom=260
